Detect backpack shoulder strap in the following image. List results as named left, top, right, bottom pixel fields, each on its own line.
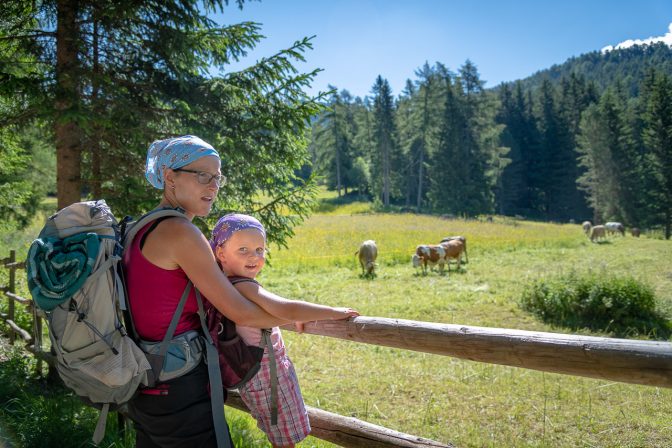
left=121, top=207, right=188, bottom=255
left=194, top=287, right=230, bottom=448
left=228, top=276, right=260, bottom=286
left=226, top=275, right=277, bottom=424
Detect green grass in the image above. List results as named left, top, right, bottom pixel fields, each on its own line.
left=257, top=214, right=672, bottom=448
left=2, top=201, right=672, bottom=447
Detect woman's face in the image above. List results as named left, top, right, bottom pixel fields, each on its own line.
left=168, top=155, right=221, bottom=218
left=215, top=228, right=266, bottom=278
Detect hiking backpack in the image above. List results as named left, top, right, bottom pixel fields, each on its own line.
left=26, top=201, right=232, bottom=447
left=26, top=200, right=152, bottom=443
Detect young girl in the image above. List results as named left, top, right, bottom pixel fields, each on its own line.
left=210, top=213, right=359, bottom=448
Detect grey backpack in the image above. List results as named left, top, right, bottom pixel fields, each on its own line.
left=27, top=200, right=151, bottom=443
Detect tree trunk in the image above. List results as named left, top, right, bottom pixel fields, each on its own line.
left=416, top=145, right=424, bottom=212
left=91, top=13, right=102, bottom=199
left=55, top=0, right=82, bottom=209
left=417, top=87, right=430, bottom=213
left=335, top=143, right=342, bottom=197
left=383, top=140, right=390, bottom=206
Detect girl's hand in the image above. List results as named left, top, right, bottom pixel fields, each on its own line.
left=332, top=307, right=360, bottom=319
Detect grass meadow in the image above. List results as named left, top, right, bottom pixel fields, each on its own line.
left=1, top=194, right=671, bottom=447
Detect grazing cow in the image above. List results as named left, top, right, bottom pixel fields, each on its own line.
left=440, top=239, right=465, bottom=272
left=355, top=240, right=378, bottom=278
left=590, top=225, right=607, bottom=242
left=631, top=227, right=641, bottom=238
left=605, top=222, right=625, bottom=236
left=582, top=221, right=592, bottom=236
left=440, top=236, right=468, bottom=263
left=412, top=244, right=447, bottom=275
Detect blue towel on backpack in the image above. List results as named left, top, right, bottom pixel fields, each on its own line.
left=26, top=233, right=100, bottom=311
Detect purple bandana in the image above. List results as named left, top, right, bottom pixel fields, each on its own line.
left=210, top=213, right=266, bottom=252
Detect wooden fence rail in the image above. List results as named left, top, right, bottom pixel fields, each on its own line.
left=282, top=317, right=672, bottom=389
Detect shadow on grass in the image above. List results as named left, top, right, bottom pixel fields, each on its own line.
left=314, top=190, right=371, bottom=213
left=553, top=314, right=672, bottom=340
left=358, top=272, right=377, bottom=280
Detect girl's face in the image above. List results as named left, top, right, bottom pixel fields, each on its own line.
left=166, top=155, right=221, bottom=219
left=215, top=228, right=266, bottom=278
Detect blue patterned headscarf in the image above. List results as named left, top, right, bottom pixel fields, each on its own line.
left=145, top=135, right=220, bottom=189
left=210, top=213, right=266, bottom=252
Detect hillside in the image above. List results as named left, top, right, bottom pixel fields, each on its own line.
left=509, top=42, right=672, bottom=96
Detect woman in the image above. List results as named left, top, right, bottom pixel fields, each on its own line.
left=123, top=135, right=285, bottom=447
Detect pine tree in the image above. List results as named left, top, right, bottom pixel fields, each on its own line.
left=536, top=79, right=571, bottom=219
left=458, top=60, right=504, bottom=214
left=429, top=77, right=468, bottom=213
left=558, top=73, right=597, bottom=220
left=371, top=76, right=398, bottom=207
left=351, top=96, right=375, bottom=196
left=642, top=70, right=672, bottom=238
left=396, top=79, right=418, bottom=207
left=1, top=0, right=323, bottom=245
left=411, top=62, right=444, bottom=212
left=314, top=88, right=352, bottom=196
left=497, top=82, right=533, bottom=215
left=576, top=89, right=632, bottom=223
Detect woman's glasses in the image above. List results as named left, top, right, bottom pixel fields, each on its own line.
left=174, top=168, right=225, bottom=186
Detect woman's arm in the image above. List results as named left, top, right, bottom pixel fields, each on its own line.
left=234, top=281, right=359, bottom=322
left=141, top=217, right=286, bottom=328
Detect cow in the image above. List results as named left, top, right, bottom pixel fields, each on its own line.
left=440, top=239, right=465, bottom=272
left=412, top=244, right=447, bottom=275
left=590, top=225, right=607, bottom=242
left=440, top=236, right=468, bottom=263
left=631, top=227, right=641, bottom=238
left=582, top=221, right=592, bottom=236
left=605, top=222, right=625, bottom=236
left=355, top=240, right=378, bottom=278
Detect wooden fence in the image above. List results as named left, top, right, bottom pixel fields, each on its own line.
left=3, top=250, right=672, bottom=447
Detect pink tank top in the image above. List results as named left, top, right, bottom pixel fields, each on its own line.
left=122, top=221, right=200, bottom=341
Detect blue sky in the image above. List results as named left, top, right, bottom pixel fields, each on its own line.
left=213, top=0, right=672, bottom=98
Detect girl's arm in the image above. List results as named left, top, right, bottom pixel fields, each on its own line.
left=234, top=281, right=359, bottom=322
left=142, top=217, right=286, bottom=328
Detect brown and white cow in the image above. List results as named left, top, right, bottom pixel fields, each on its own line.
left=440, top=236, right=468, bottom=263
left=412, top=244, right=446, bottom=275
left=440, top=239, right=465, bottom=272
left=355, top=240, right=378, bottom=278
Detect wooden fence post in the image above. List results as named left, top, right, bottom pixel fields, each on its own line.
left=8, top=250, right=15, bottom=345
left=32, top=303, right=43, bottom=376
